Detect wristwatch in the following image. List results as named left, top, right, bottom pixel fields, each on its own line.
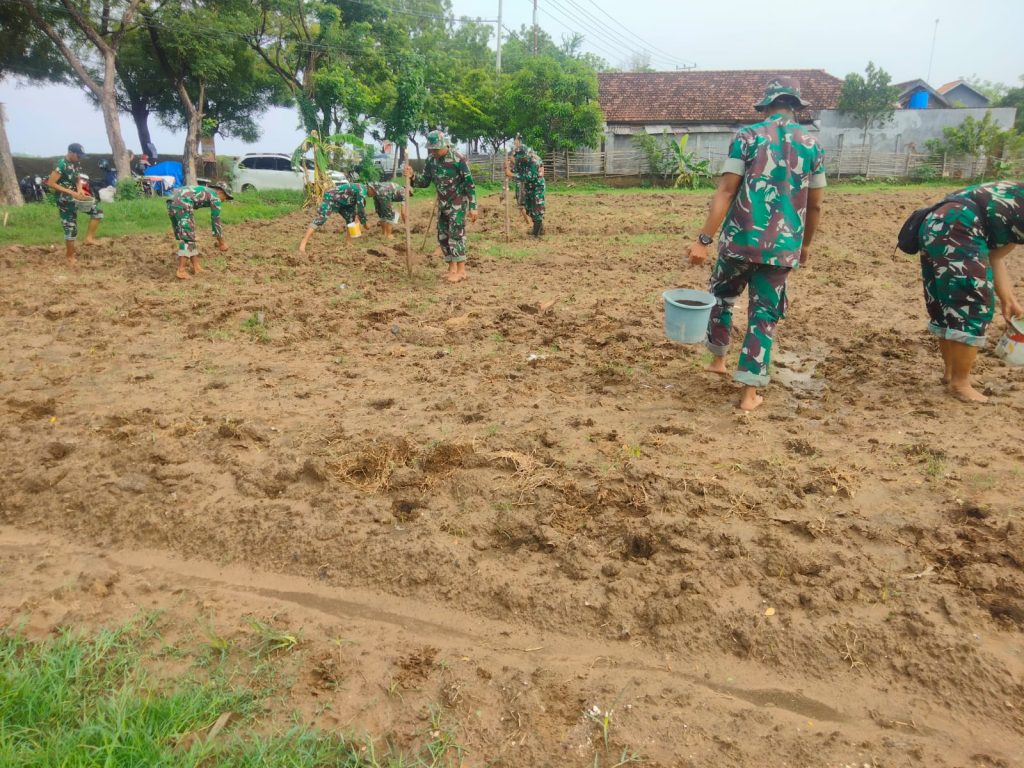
left=698, top=233, right=714, bottom=246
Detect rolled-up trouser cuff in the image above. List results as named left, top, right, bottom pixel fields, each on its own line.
left=928, top=322, right=987, bottom=348
left=705, top=340, right=729, bottom=357
left=734, top=370, right=769, bottom=387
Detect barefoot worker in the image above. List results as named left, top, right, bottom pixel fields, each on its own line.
left=506, top=137, right=546, bottom=237
left=298, top=181, right=368, bottom=253
left=45, top=143, right=103, bottom=265
left=404, top=130, right=477, bottom=283
left=366, top=180, right=407, bottom=239
left=915, top=181, right=1024, bottom=402
left=687, top=77, right=826, bottom=412
left=166, top=183, right=231, bottom=280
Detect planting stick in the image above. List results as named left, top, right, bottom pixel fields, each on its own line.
left=420, top=198, right=437, bottom=251
left=504, top=155, right=511, bottom=243
left=403, top=171, right=413, bottom=278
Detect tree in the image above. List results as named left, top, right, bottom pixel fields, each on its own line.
left=925, top=110, right=1024, bottom=159
left=997, top=76, right=1024, bottom=133
left=19, top=0, right=144, bottom=179
left=1, top=3, right=70, bottom=205
left=837, top=62, right=900, bottom=145
left=963, top=75, right=1011, bottom=103
left=499, top=55, right=604, bottom=155
left=380, top=52, right=426, bottom=169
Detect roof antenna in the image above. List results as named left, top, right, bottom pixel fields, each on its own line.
left=926, top=18, right=939, bottom=84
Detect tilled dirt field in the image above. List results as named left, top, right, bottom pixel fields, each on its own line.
left=1, top=187, right=1022, bottom=767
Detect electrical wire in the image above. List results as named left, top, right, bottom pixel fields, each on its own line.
left=581, top=0, right=694, bottom=67
left=532, top=1, right=636, bottom=66
left=553, top=0, right=685, bottom=68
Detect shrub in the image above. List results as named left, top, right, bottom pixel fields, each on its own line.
left=114, top=178, right=141, bottom=201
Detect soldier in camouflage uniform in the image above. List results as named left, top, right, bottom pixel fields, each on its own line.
left=687, top=77, right=826, bottom=411
left=167, top=183, right=231, bottom=280
left=405, top=130, right=478, bottom=283
left=917, top=180, right=1024, bottom=402
left=506, top=137, right=546, bottom=236
left=298, top=182, right=368, bottom=253
left=367, top=180, right=407, bottom=239
left=45, top=143, right=103, bottom=265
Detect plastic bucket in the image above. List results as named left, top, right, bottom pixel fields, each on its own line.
left=663, top=288, right=715, bottom=344
left=346, top=220, right=362, bottom=238
left=390, top=209, right=401, bottom=225
left=994, top=317, right=1024, bottom=366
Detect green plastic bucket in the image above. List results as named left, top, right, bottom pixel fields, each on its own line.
left=663, top=288, right=715, bottom=344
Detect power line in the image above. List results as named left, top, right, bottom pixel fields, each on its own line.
left=533, top=1, right=638, bottom=66
left=556, top=0, right=687, bottom=68
left=582, top=0, right=694, bottom=68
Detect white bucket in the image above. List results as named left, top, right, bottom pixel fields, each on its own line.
left=994, top=317, right=1024, bottom=366
left=346, top=220, right=362, bottom=238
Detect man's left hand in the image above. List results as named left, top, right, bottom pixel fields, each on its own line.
left=799, top=245, right=811, bottom=266
left=469, top=209, right=478, bottom=223
left=1001, top=295, right=1024, bottom=323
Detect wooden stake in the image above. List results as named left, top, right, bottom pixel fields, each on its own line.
left=403, top=171, right=413, bottom=278
left=503, top=155, right=511, bottom=243
left=420, top=197, right=437, bottom=251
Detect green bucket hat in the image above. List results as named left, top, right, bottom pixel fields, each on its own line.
left=754, top=76, right=811, bottom=111
left=426, top=130, right=446, bottom=150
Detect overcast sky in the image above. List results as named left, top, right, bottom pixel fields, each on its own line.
left=2, top=0, right=1022, bottom=158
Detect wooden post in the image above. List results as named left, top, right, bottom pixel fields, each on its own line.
left=942, top=152, right=948, bottom=177
left=403, top=168, right=413, bottom=278
left=503, top=154, right=511, bottom=243
left=865, top=143, right=873, bottom=178
left=420, top=198, right=437, bottom=251
left=836, top=144, right=843, bottom=180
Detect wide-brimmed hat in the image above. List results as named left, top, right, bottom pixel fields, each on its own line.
left=426, top=130, right=446, bottom=150
left=754, top=76, right=811, bottom=111
left=206, top=182, right=234, bottom=200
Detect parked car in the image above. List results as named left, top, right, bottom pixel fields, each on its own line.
left=372, top=151, right=397, bottom=177
left=231, top=153, right=347, bottom=192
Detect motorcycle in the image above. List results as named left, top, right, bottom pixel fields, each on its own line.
left=18, top=175, right=47, bottom=203
left=91, top=160, right=118, bottom=200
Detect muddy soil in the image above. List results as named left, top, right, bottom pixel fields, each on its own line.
left=1, top=188, right=1023, bottom=767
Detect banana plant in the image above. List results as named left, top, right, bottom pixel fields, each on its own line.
left=292, top=130, right=366, bottom=205
left=671, top=135, right=712, bottom=189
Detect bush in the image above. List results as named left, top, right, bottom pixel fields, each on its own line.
left=114, top=178, right=141, bottom=201
left=911, top=164, right=940, bottom=182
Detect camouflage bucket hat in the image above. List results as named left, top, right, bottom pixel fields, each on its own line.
left=426, top=130, right=446, bottom=150
left=754, top=76, right=811, bottom=111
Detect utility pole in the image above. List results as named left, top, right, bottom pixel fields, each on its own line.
left=496, top=0, right=502, bottom=73
left=926, top=18, right=939, bottom=84
left=533, top=0, right=538, bottom=54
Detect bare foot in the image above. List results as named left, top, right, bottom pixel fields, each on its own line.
left=66, top=256, right=79, bottom=267
left=445, top=273, right=460, bottom=283
left=175, top=268, right=191, bottom=280
left=190, top=259, right=203, bottom=275
left=948, top=381, right=988, bottom=403
left=83, top=239, right=97, bottom=246
left=738, top=389, right=764, bottom=412
left=705, top=358, right=728, bottom=376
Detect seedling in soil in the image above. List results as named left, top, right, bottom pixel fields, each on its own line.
left=622, top=444, right=643, bottom=460
left=244, top=616, right=300, bottom=658
left=207, top=327, right=233, bottom=342
left=242, top=312, right=270, bottom=343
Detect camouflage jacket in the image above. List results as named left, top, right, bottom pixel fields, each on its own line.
left=719, top=113, right=827, bottom=268
left=942, top=181, right=1024, bottom=250
left=411, top=151, right=477, bottom=210
left=53, top=158, right=82, bottom=203
left=311, top=183, right=366, bottom=228
left=169, top=186, right=223, bottom=236
left=512, top=149, right=543, bottom=184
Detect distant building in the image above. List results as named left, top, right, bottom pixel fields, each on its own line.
left=893, top=80, right=952, bottom=109
left=937, top=80, right=991, bottom=108
left=596, top=69, right=842, bottom=172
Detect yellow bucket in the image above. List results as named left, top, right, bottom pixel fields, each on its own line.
left=347, top=220, right=362, bottom=238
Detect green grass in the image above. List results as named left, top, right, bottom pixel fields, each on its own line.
left=0, top=189, right=305, bottom=247
left=0, top=616, right=463, bottom=767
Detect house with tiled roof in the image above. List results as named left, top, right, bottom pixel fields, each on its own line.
left=937, top=80, right=990, bottom=108
left=595, top=69, right=842, bottom=172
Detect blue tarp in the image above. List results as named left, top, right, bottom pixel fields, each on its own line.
left=144, top=161, right=184, bottom=194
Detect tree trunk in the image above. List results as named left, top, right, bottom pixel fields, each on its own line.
left=0, top=104, right=24, bottom=207
left=129, top=96, right=153, bottom=157
left=179, top=81, right=205, bottom=186
left=101, top=51, right=132, bottom=179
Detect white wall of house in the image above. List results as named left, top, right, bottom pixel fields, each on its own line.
left=815, top=107, right=1016, bottom=152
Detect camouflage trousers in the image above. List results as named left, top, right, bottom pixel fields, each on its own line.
left=706, top=252, right=791, bottom=387
left=167, top=200, right=200, bottom=258
left=522, top=179, right=545, bottom=224
left=919, top=224, right=994, bottom=348
left=58, top=198, right=103, bottom=241
left=437, top=203, right=468, bottom=263
left=373, top=198, right=400, bottom=224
